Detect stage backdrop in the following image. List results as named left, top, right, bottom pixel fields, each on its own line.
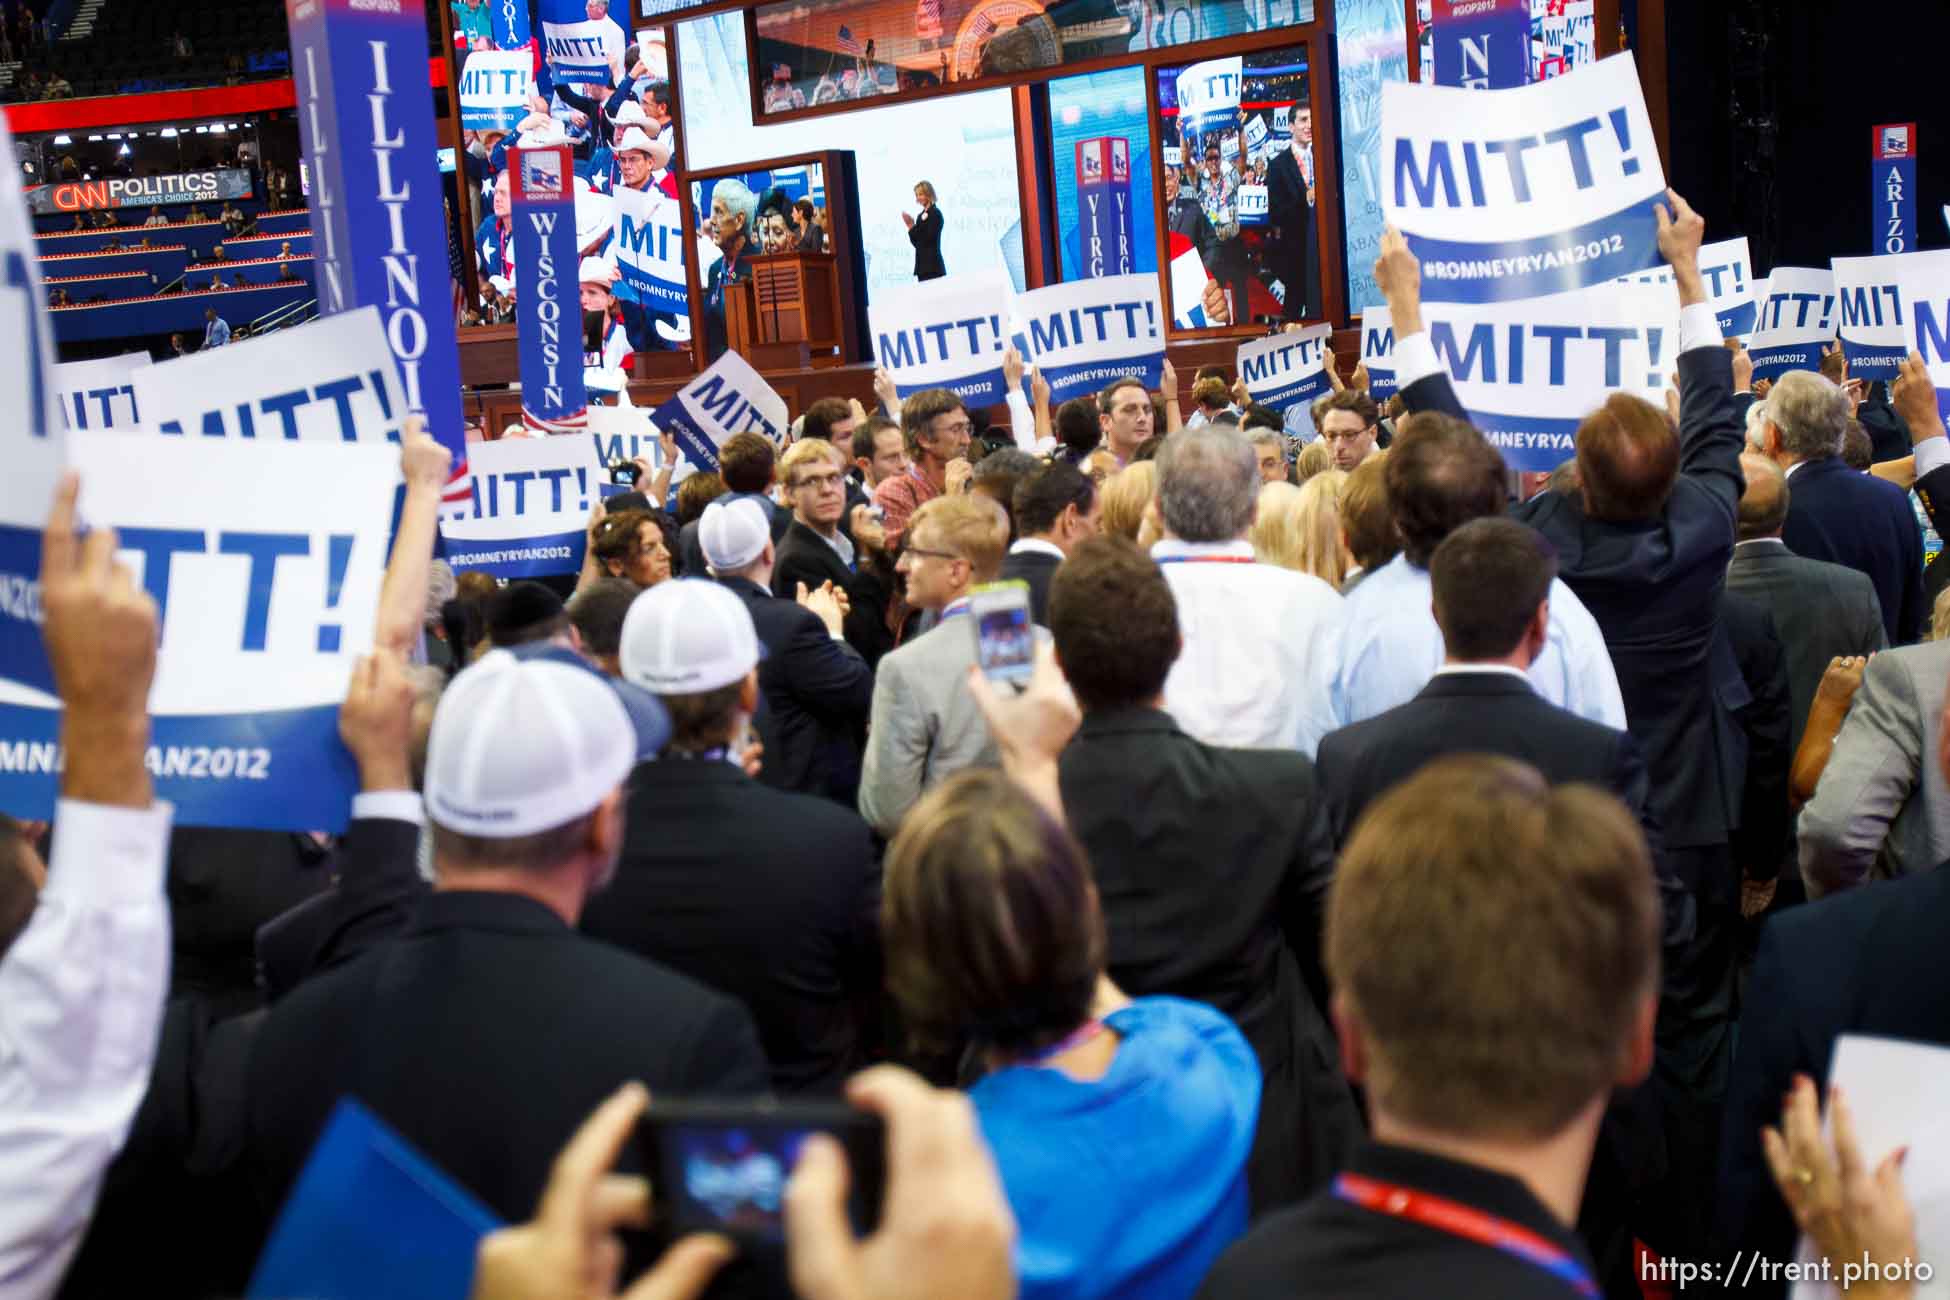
left=677, top=9, right=1022, bottom=305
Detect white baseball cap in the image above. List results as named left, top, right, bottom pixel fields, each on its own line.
left=698, top=497, right=770, bottom=574
left=423, top=650, right=636, bottom=838
left=620, top=578, right=764, bottom=694
left=578, top=256, right=614, bottom=286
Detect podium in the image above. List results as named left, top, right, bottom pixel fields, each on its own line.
left=724, top=251, right=842, bottom=369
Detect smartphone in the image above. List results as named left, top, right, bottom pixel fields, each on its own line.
left=609, top=457, right=641, bottom=487
left=968, top=580, right=1035, bottom=686
left=641, top=1100, right=885, bottom=1244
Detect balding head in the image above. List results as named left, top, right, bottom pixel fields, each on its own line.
left=1737, top=454, right=1789, bottom=541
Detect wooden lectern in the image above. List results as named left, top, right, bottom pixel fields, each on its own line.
left=724, top=251, right=842, bottom=369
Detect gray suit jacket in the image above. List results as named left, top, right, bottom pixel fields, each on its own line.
left=1725, top=538, right=1887, bottom=753
left=1799, top=637, right=1950, bottom=896
left=856, top=616, right=1046, bottom=837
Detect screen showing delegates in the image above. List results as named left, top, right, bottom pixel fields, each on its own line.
left=1154, top=45, right=1319, bottom=328
left=690, top=162, right=828, bottom=362
left=1046, top=67, right=1157, bottom=284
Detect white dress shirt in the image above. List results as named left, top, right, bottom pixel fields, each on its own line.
left=0, top=798, right=173, bottom=1299
left=1151, top=537, right=1343, bottom=751
left=1312, top=553, right=1625, bottom=755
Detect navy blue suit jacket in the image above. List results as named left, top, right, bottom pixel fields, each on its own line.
left=1399, top=343, right=1745, bottom=848
left=1718, top=866, right=1950, bottom=1291
left=1779, top=455, right=1924, bottom=645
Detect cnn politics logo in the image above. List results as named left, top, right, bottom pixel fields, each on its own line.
left=45, top=173, right=224, bottom=210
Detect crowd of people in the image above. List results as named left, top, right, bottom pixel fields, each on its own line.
left=7, top=184, right=1949, bottom=1300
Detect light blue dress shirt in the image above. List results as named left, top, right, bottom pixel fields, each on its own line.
left=1308, top=553, right=1626, bottom=755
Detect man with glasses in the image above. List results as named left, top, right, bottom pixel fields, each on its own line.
left=1317, top=389, right=1381, bottom=472
left=858, top=495, right=1018, bottom=836
left=774, top=439, right=893, bottom=664
left=872, top=389, right=974, bottom=550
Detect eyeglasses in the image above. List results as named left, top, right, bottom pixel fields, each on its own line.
left=902, top=545, right=964, bottom=564
left=793, top=470, right=844, bottom=490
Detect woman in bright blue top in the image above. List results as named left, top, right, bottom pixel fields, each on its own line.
left=882, top=769, right=1262, bottom=1300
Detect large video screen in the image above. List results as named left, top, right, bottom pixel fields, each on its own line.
left=751, top=0, right=1315, bottom=121
left=1047, top=66, right=1156, bottom=283
left=690, top=161, right=829, bottom=361
left=1154, top=45, right=1315, bottom=327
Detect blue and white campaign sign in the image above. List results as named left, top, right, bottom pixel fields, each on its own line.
left=1175, top=57, right=1242, bottom=137
left=0, top=433, right=397, bottom=830
left=511, top=145, right=587, bottom=432
left=288, top=0, right=468, bottom=472
left=1236, top=183, right=1269, bottom=227
left=1419, top=279, right=1679, bottom=471
left=611, top=183, right=687, bottom=313
left=1017, top=273, right=1166, bottom=404
left=869, top=272, right=1011, bottom=408
left=586, top=402, right=669, bottom=475
left=1896, top=257, right=1950, bottom=421
left=1833, top=250, right=1950, bottom=383
left=1747, top=266, right=1836, bottom=382
left=650, top=350, right=788, bottom=473
left=1238, top=324, right=1333, bottom=413
left=1617, top=236, right=1755, bottom=341
left=1381, top=54, right=1666, bottom=303
left=0, top=111, right=64, bottom=716
left=129, top=307, right=408, bottom=442
left=540, top=0, right=617, bottom=81
left=458, top=49, right=532, bottom=132
left=439, top=433, right=604, bottom=579
left=1360, top=306, right=1398, bottom=399
left=54, top=353, right=147, bottom=431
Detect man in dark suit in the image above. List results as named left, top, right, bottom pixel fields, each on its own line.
left=588, top=578, right=881, bottom=1094
left=1720, top=838, right=1950, bottom=1290
left=1049, top=536, right=1360, bottom=1214
left=1377, top=193, right=1744, bottom=1258
left=1754, top=369, right=1924, bottom=644
left=700, top=497, right=873, bottom=805
left=772, top=439, right=894, bottom=664
left=244, top=652, right=769, bottom=1253
left=1315, top=518, right=1679, bottom=924
left=1263, top=109, right=1320, bottom=320
left=1163, top=167, right=1218, bottom=269
left=675, top=431, right=790, bottom=578
left=1000, top=460, right=1098, bottom=625
left=904, top=180, right=944, bottom=280
left=1726, top=453, right=1886, bottom=753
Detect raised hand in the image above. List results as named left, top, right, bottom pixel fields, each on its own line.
left=1372, top=227, right=1423, bottom=336
left=338, top=650, right=415, bottom=792
left=400, top=417, right=452, bottom=492
left=1653, top=188, right=1706, bottom=305
left=1002, top=344, right=1024, bottom=391
left=1892, top=352, right=1946, bottom=446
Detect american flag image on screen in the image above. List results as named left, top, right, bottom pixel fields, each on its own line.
left=836, top=24, right=863, bottom=54
left=519, top=149, right=566, bottom=200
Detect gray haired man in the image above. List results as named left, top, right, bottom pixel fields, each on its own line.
left=1151, top=425, right=1344, bottom=750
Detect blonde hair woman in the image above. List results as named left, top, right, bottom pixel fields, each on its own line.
left=1098, top=460, right=1158, bottom=546
left=1252, top=471, right=1350, bottom=586
left=1295, top=440, right=1333, bottom=481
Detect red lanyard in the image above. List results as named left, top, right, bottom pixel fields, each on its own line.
left=1333, top=1173, right=1597, bottom=1297
left=1153, top=554, right=1257, bottom=564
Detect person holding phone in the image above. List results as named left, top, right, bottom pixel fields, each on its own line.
left=902, top=181, right=945, bottom=282
left=881, top=762, right=1259, bottom=1300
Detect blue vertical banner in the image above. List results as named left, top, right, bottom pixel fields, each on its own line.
left=509, top=145, right=588, bottom=433
left=489, top=0, right=530, bottom=49
left=1334, top=0, right=1412, bottom=315
left=1430, top=0, right=1529, bottom=90
left=286, top=0, right=467, bottom=469
left=1873, top=122, right=1917, bottom=255
left=1074, top=137, right=1136, bottom=278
